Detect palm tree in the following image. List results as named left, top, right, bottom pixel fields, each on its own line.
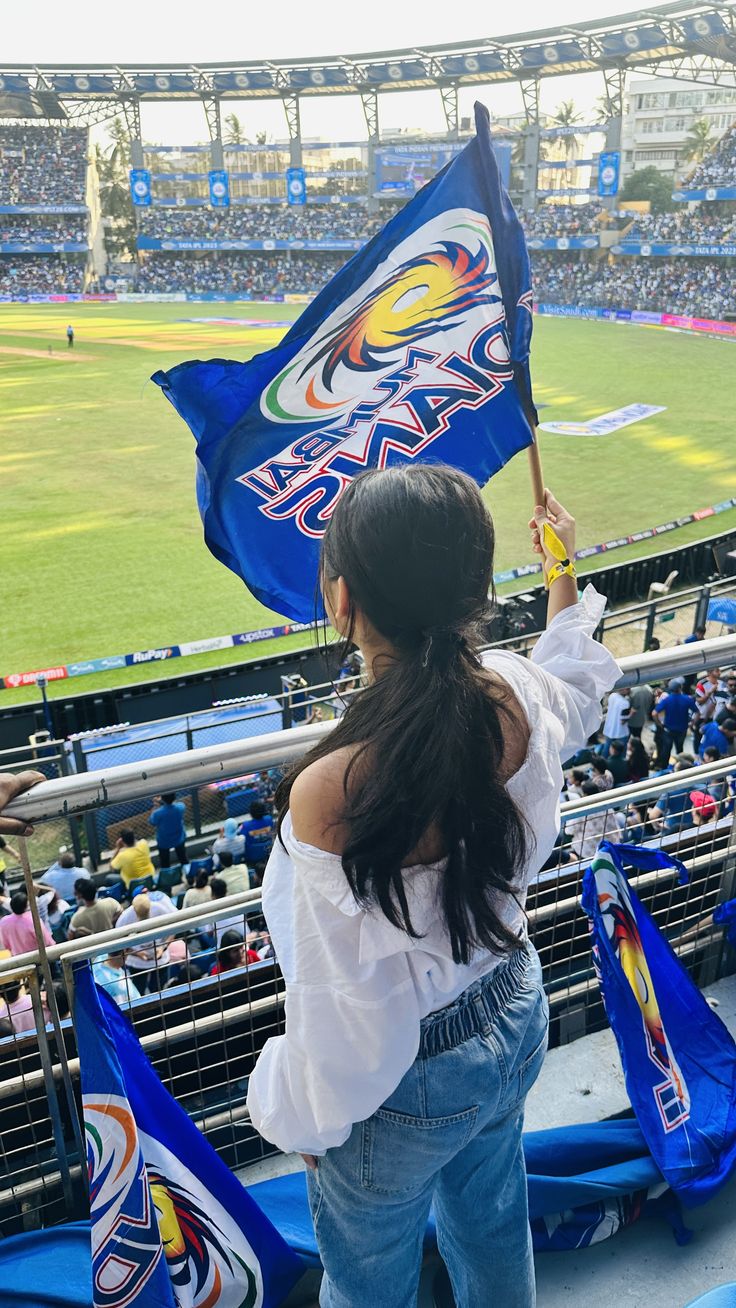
left=594, top=95, right=611, bottom=125
left=95, top=119, right=136, bottom=257
left=224, top=112, right=246, bottom=145
left=552, top=99, right=583, bottom=188
left=682, top=118, right=713, bottom=163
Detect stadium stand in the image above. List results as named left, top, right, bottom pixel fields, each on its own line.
left=624, top=208, right=735, bottom=243
left=521, top=200, right=605, bottom=238
left=0, top=125, right=87, bottom=205
left=136, top=204, right=382, bottom=243
left=0, top=255, right=85, bottom=296
left=0, top=124, right=89, bottom=298
left=532, top=251, right=734, bottom=319
left=136, top=249, right=345, bottom=295
left=688, top=121, right=736, bottom=188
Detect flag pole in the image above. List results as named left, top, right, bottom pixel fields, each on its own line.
left=527, top=425, right=545, bottom=509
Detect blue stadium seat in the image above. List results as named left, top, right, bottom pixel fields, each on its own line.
left=685, top=1288, right=736, bottom=1308
left=127, top=874, right=154, bottom=897
left=187, top=857, right=213, bottom=886
left=156, top=865, right=184, bottom=895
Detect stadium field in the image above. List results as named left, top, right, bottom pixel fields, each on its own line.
left=1, top=299, right=735, bottom=706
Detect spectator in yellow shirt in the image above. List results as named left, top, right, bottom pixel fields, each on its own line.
left=110, top=827, right=155, bottom=888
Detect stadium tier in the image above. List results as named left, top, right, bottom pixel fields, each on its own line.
left=1, top=111, right=735, bottom=316
left=0, top=124, right=90, bottom=294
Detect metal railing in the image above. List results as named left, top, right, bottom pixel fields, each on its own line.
left=6, top=632, right=736, bottom=830
left=0, top=634, right=735, bottom=1235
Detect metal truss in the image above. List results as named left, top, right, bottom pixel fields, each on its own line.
left=117, top=85, right=141, bottom=142
left=439, top=82, right=459, bottom=137
left=0, top=2, right=735, bottom=130
left=519, top=77, right=541, bottom=125
left=360, top=88, right=379, bottom=141
left=601, top=66, right=626, bottom=119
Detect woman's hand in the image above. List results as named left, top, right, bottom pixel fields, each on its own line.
left=0, top=771, right=45, bottom=836
left=528, top=489, right=576, bottom=577
left=300, top=1153, right=318, bottom=1170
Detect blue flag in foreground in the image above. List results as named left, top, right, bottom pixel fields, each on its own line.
left=583, top=841, right=736, bottom=1206
left=74, top=964, right=302, bottom=1308
left=152, top=101, right=536, bottom=621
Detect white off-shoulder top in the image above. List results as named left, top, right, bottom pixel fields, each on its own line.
left=246, top=586, right=621, bottom=1155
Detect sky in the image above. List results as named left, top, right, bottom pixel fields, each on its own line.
left=5, top=0, right=638, bottom=144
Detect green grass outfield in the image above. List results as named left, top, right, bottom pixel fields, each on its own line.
left=1, top=300, right=735, bottom=708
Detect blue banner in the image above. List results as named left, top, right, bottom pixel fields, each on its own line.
left=673, top=186, right=736, bottom=202
left=0, top=203, right=87, bottom=214
left=137, top=236, right=362, bottom=251
left=285, top=166, right=306, bottom=206
left=50, top=74, right=116, bottom=94
left=598, top=151, right=620, bottom=197
left=208, top=169, right=230, bottom=208
left=583, top=842, right=736, bottom=1206
left=75, top=964, right=303, bottom=1308
left=129, top=169, right=152, bottom=207
left=526, top=236, right=599, bottom=250
left=152, top=102, right=536, bottom=622
left=0, top=242, right=87, bottom=253
left=611, top=240, right=736, bottom=258
left=151, top=197, right=207, bottom=207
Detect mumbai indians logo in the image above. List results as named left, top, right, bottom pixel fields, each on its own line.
left=593, top=859, right=690, bottom=1133
left=86, top=1099, right=263, bottom=1308
left=86, top=1097, right=165, bottom=1308
left=148, top=1169, right=259, bottom=1308
left=261, top=210, right=502, bottom=423
left=240, top=210, right=521, bottom=538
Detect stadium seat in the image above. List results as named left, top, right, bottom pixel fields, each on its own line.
left=156, top=865, right=184, bottom=895
left=127, top=874, right=154, bottom=897
left=647, top=569, right=679, bottom=602
left=52, top=907, right=77, bottom=944
left=98, top=881, right=125, bottom=902
left=685, top=1287, right=736, bottom=1307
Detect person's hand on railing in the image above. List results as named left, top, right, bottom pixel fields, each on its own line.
left=0, top=771, right=45, bottom=837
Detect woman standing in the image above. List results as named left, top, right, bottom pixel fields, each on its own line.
left=247, top=466, right=619, bottom=1307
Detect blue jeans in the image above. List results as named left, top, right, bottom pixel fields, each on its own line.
left=307, top=943, right=548, bottom=1308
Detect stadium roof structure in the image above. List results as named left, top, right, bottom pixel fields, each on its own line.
left=1, top=0, right=735, bottom=132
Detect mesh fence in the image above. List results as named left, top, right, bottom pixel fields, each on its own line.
left=0, top=756, right=733, bottom=1236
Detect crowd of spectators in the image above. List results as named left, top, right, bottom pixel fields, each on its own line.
left=136, top=204, right=381, bottom=244
left=559, top=665, right=736, bottom=863
left=0, top=255, right=85, bottom=297
left=688, top=122, right=736, bottom=188
left=0, top=645, right=735, bottom=1032
left=0, top=125, right=88, bottom=206
left=0, top=215, right=88, bottom=244
left=626, top=208, right=735, bottom=244
left=521, top=201, right=604, bottom=239
left=532, top=251, right=735, bottom=320
left=136, top=250, right=344, bottom=296
left=0, top=773, right=282, bottom=1028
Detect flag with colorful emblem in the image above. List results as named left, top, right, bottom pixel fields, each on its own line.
left=152, top=101, right=537, bottom=622
left=75, top=963, right=303, bottom=1307
left=582, top=841, right=736, bottom=1205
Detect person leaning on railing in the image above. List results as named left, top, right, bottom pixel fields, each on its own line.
left=245, top=465, right=621, bottom=1308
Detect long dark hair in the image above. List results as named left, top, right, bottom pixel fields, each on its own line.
left=277, top=464, right=529, bottom=965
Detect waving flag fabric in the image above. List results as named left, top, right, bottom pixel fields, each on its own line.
left=152, top=101, right=536, bottom=622
left=582, top=841, right=736, bottom=1206
left=74, top=964, right=302, bottom=1308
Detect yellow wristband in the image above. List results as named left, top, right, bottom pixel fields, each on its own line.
left=540, top=521, right=576, bottom=590
left=546, top=559, right=577, bottom=588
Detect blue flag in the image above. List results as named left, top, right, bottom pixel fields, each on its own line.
left=75, top=964, right=303, bottom=1308
left=152, top=101, right=536, bottom=622
left=582, top=841, right=736, bottom=1206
